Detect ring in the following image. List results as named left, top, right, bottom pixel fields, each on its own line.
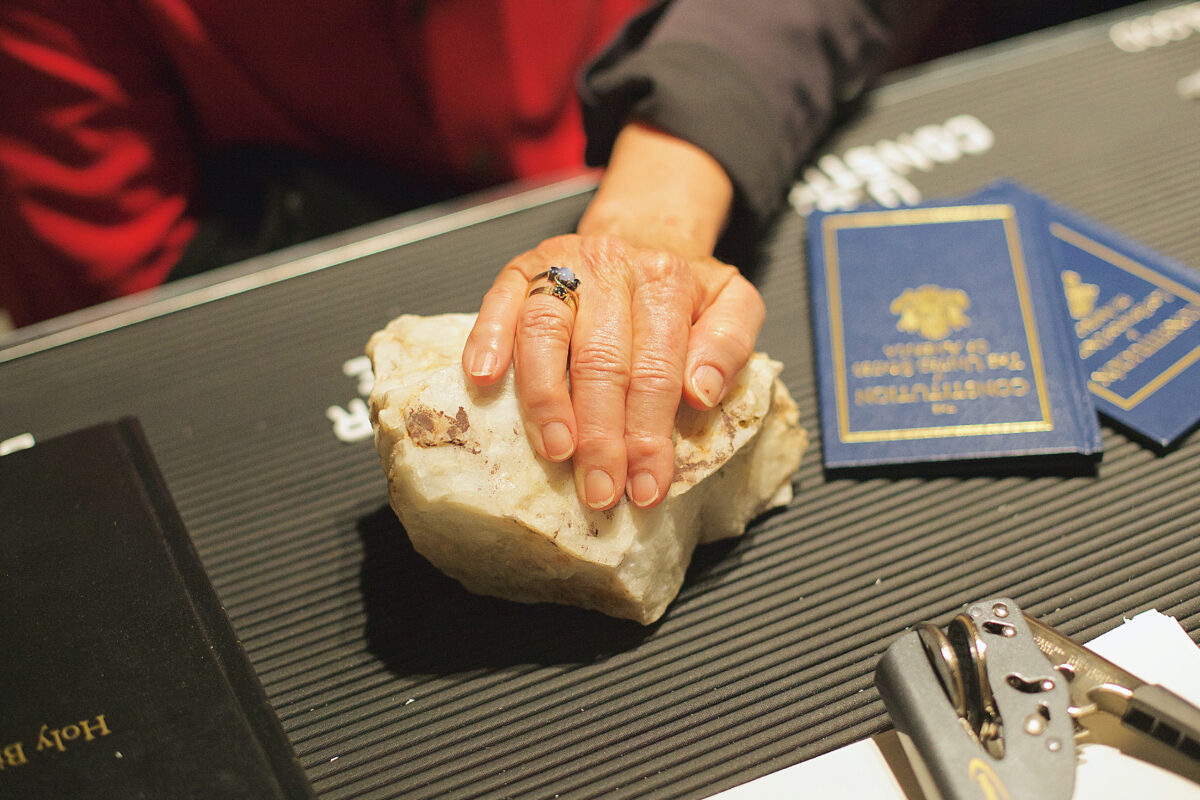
left=527, top=266, right=580, bottom=314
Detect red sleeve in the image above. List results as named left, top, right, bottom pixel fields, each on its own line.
left=0, top=0, right=197, bottom=327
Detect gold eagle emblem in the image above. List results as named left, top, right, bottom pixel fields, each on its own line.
left=890, top=284, right=971, bottom=340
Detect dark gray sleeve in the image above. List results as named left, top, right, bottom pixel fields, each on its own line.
left=580, top=0, right=894, bottom=235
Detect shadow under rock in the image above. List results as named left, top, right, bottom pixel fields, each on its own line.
left=356, top=505, right=654, bottom=675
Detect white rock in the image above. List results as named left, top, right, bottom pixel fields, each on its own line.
left=367, top=313, right=807, bottom=624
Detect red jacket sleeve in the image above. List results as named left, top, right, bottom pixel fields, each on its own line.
left=0, top=0, right=197, bottom=326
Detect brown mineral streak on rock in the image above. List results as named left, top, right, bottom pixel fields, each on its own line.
left=721, top=408, right=740, bottom=439
left=672, top=405, right=742, bottom=484
left=673, top=457, right=719, bottom=484
left=405, top=404, right=477, bottom=452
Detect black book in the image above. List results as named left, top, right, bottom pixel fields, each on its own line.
left=0, top=419, right=315, bottom=799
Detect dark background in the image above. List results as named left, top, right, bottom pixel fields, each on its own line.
left=890, top=0, right=1148, bottom=67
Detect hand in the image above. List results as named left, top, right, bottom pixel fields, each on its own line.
left=462, top=232, right=764, bottom=511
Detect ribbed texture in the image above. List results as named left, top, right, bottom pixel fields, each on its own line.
left=1, top=7, right=1198, bottom=798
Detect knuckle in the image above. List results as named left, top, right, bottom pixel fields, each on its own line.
left=573, top=428, right=625, bottom=468
left=517, top=381, right=560, bottom=417
left=570, top=337, right=629, bottom=384
left=575, top=430, right=618, bottom=455
left=518, top=303, right=572, bottom=339
left=577, top=234, right=625, bottom=266
left=706, top=323, right=754, bottom=353
left=741, top=280, right=766, bottom=317
left=700, top=258, right=737, bottom=288
left=628, top=356, right=682, bottom=395
left=481, top=282, right=522, bottom=314
left=724, top=271, right=764, bottom=308
left=637, top=252, right=687, bottom=286
left=540, top=233, right=579, bottom=251
left=624, top=430, right=674, bottom=461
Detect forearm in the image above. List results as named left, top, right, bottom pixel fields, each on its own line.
left=580, top=1, right=895, bottom=236
left=576, top=121, right=733, bottom=261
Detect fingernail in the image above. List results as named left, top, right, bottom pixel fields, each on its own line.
left=468, top=346, right=497, bottom=378
left=628, top=471, right=659, bottom=508
left=692, top=365, right=725, bottom=408
left=541, top=422, right=573, bottom=460
left=585, top=469, right=617, bottom=509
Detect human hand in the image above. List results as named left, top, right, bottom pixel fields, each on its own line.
left=462, top=232, right=764, bottom=511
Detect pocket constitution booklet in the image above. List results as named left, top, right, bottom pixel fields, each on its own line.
left=1023, top=185, right=1200, bottom=450
left=806, top=186, right=1102, bottom=471
left=0, top=418, right=315, bottom=799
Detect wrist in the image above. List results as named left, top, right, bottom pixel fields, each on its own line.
left=577, top=122, right=733, bottom=260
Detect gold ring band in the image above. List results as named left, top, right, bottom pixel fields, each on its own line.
left=527, top=284, right=578, bottom=314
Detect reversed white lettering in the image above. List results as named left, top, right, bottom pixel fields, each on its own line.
left=328, top=356, right=376, bottom=443
left=327, top=398, right=373, bottom=444
left=788, top=115, right=994, bottom=215
left=0, top=432, right=34, bottom=456
left=1110, top=3, right=1200, bottom=52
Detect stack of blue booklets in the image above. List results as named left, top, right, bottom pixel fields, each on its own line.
left=806, top=180, right=1200, bottom=471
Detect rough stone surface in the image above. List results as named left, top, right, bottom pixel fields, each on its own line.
left=367, top=313, right=807, bottom=624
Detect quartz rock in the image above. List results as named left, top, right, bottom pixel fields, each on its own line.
left=367, top=313, right=807, bottom=624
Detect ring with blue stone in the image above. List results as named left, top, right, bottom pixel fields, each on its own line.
left=527, top=266, right=580, bottom=314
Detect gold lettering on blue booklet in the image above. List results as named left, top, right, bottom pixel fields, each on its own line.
left=1040, top=215, right=1200, bottom=450
left=807, top=192, right=1101, bottom=470
left=1051, top=223, right=1200, bottom=413
left=979, top=179, right=1199, bottom=449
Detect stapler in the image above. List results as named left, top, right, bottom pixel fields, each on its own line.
left=876, top=597, right=1200, bottom=800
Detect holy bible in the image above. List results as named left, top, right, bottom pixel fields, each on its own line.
left=0, top=418, right=314, bottom=799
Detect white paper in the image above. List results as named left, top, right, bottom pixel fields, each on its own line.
left=706, top=610, right=1200, bottom=800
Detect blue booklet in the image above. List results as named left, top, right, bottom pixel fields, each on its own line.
left=1030, top=191, right=1200, bottom=449
left=807, top=187, right=1103, bottom=471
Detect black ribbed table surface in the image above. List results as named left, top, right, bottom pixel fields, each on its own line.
left=1, top=3, right=1197, bottom=798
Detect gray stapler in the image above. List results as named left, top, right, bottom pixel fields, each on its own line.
left=876, top=597, right=1200, bottom=800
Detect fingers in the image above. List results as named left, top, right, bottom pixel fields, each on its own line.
left=618, top=254, right=691, bottom=509
left=567, top=268, right=633, bottom=510
left=463, top=264, right=529, bottom=387
left=467, top=236, right=762, bottom=515
left=682, top=272, right=764, bottom=411
left=465, top=248, right=581, bottom=464
left=513, top=268, right=581, bottom=465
